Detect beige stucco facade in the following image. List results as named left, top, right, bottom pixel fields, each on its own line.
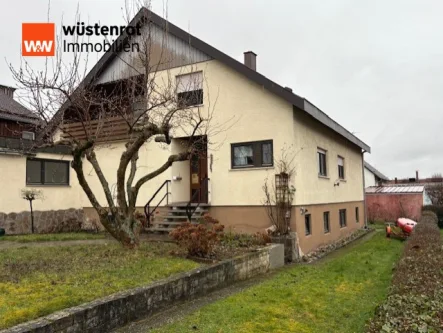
left=0, top=152, right=83, bottom=213
left=0, top=56, right=366, bottom=253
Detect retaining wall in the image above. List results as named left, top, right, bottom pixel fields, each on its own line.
left=0, top=244, right=284, bottom=333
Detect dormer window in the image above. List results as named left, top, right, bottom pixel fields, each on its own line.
left=176, top=72, right=203, bottom=107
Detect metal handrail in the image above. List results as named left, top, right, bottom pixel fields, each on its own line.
left=185, top=177, right=210, bottom=221
left=144, top=180, right=171, bottom=228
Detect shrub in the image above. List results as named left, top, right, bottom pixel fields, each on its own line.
left=367, top=211, right=443, bottom=332
left=221, top=232, right=271, bottom=248
left=422, top=205, right=443, bottom=228
left=169, top=214, right=224, bottom=258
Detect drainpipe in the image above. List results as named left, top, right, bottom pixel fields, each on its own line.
left=361, top=151, right=367, bottom=229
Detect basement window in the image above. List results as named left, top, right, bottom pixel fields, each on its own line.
left=26, top=158, right=70, bottom=185
left=324, top=211, right=330, bottom=233
left=231, top=140, right=273, bottom=169
left=356, top=207, right=359, bottom=223
left=305, top=214, right=312, bottom=236
left=176, top=72, right=203, bottom=107
left=339, top=209, right=347, bottom=228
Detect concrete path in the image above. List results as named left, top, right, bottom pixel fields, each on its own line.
left=0, top=238, right=116, bottom=250
left=113, top=229, right=378, bottom=333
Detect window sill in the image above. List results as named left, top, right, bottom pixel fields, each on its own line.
left=305, top=233, right=312, bottom=237
left=318, top=175, right=329, bottom=179
left=340, top=226, right=347, bottom=229
left=184, top=103, right=204, bottom=108
left=26, top=184, right=71, bottom=187
left=324, top=231, right=330, bottom=234
left=230, top=166, right=274, bottom=172
left=339, top=179, right=347, bottom=182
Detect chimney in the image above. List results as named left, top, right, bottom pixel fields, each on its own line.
left=416, top=170, right=419, bottom=182
left=284, top=86, right=293, bottom=92
left=244, top=51, right=257, bottom=71
left=395, top=177, right=398, bottom=184
left=0, top=85, right=15, bottom=98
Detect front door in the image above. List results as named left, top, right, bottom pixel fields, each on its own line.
left=190, top=147, right=208, bottom=203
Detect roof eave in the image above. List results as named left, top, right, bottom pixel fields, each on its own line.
left=303, top=100, right=371, bottom=152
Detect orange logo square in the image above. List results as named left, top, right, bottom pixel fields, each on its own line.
left=22, top=23, right=55, bottom=56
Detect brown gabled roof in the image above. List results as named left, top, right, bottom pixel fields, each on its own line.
left=0, top=89, right=39, bottom=124
left=46, top=8, right=371, bottom=152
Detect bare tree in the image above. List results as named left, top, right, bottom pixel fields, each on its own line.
left=9, top=2, right=226, bottom=248
left=427, top=174, right=443, bottom=206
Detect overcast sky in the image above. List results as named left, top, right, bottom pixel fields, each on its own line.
left=1, top=0, right=442, bottom=179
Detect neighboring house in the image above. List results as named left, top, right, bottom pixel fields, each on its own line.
left=2, top=9, right=371, bottom=254
left=364, top=162, right=389, bottom=187
left=0, top=84, right=39, bottom=144
left=366, top=185, right=431, bottom=222
left=0, top=85, right=85, bottom=234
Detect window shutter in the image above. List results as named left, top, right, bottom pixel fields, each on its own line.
left=177, top=72, right=203, bottom=93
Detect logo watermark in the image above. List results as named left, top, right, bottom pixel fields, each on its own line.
left=22, top=23, right=55, bottom=56
left=21, top=22, right=141, bottom=56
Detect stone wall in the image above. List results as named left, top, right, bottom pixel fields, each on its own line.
left=0, top=244, right=284, bottom=333
left=0, top=208, right=93, bottom=235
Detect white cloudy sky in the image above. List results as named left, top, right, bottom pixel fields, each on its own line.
left=1, top=0, right=442, bottom=179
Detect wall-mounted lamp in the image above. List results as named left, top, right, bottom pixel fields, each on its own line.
left=334, top=179, right=340, bottom=187
left=300, top=207, right=308, bottom=215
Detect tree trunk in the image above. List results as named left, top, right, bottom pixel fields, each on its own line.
left=30, top=200, right=34, bottom=234
left=100, top=214, right=142, bottom=249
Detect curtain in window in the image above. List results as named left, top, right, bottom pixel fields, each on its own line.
left=176, top=72, right=203, bottom=93
left=233, top=145, right=253, bottom=166
left=262, top=142, right=272, bottom=165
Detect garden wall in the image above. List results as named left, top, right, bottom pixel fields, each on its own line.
left=0, top=208, right=96, bottom=235
left=0, top=244, right=284, bottom=333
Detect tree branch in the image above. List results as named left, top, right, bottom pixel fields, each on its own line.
left=86, top=149, right=116, bottom=209
left=133, top=152, right=189, bottom=193
left=126, top=149, right=139, bottom=209
left=116, top=123, right=161, bottom=214
left=71, top=141, right=105, bottom=216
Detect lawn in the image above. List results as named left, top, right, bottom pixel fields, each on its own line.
left=0, top=242, right=199, bottom=329
left=153, top=231, right=404, bottom=333
left=0, top=232, right=106, bottom=243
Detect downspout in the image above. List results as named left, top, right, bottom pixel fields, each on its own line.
left=361, top=151, right=367, bottom=228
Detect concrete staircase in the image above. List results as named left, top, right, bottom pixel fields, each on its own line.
left=149, top=203, right=210, bottom=233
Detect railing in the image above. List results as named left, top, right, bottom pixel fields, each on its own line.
left=0, top=136, right=34, bottom=150
left=185, top=177, right=210, bottom=222
left=144, top=180, right=171, bottom=228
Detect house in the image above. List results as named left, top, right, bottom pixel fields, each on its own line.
left=0, top=85, right=86, bottom=234
left=1, top=8, right=371, bottom=254
left=366, top=185, right=431, bottom=222
left=364, top=161, right=389, bottom=187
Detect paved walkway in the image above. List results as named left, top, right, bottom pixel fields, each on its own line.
left=113, top=230, right=378, bottom=333
left=0, top=238, right=116, bottom=250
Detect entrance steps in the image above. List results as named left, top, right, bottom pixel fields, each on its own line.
left=148, top=202, right=210, bottom=233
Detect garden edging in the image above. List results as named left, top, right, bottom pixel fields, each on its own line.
left=302, top=228, right=375, bottom=263
left=0, top=244, right=284, bottom=333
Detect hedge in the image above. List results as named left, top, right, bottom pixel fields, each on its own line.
left=367, top=212, right=443, bottom=332
left=422, top=205, right=443, bottom=228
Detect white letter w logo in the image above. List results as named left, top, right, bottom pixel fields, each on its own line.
left=23, top=40, right=53, bottom=53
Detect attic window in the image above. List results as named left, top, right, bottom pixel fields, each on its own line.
left=176, top=72, right=203, bottom=107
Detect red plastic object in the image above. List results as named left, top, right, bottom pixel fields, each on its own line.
left=396, top=218, right=417, bottom=235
